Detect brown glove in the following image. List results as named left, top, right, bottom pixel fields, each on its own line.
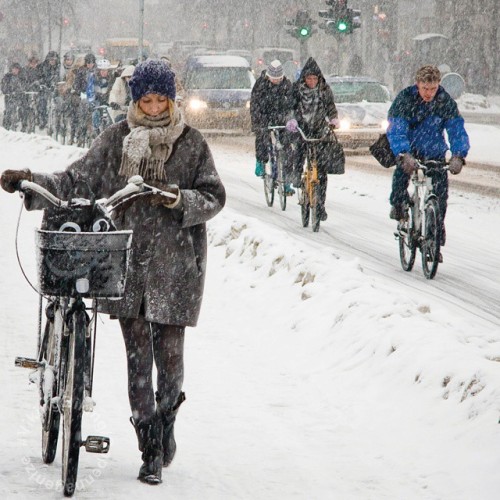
left=448, top=156, right=465, bottom=175
left=400, top=153, right=417, bottom=175
left=149, top=185, right=181, bottom=208
left=0, top=168, right=32, bottom=193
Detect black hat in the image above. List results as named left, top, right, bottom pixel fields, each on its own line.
left=84, top=53, right=96, bottom=64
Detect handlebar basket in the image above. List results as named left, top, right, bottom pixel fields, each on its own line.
left=35, top=230, right=133, bottom=298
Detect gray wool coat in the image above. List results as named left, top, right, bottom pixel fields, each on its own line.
left=27, top=120, right=226, bottom=326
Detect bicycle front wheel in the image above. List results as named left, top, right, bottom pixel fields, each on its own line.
left=40, top=305, right=62, bottom=464
left=398, top=204, right=416, bottom=272
left=61, top=308, right=86, bottom=497
left=299, top=182, right=310, bottom=227
left=310, top=183, right=321, bottom=233
left=263, top=168, right=275, bottom=207
left=421, top=197, right=441, bottom=279
left=276, top=152, right=287, bottom=211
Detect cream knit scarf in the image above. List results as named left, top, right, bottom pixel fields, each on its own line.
left=119, top=100, right=185, bottom=181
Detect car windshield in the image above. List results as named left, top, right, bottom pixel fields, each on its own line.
left=329, top=82, right=390, bottom=103
left=185, top=67, right=251, bottom=90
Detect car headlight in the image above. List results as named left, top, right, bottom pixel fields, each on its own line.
left=245, top=100, right=250, bottom=109
left=339, top=118, right=351, bottom=131
left=381, top=119, right=389, bottom=131
left=187, top=98, right=208, bottom=111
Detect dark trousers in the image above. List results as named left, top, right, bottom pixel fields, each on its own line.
left=390, top=162, right=449, bottom=223
left=119, top=315, right=185, bottom=422
left=255, top=128, right=294, bottom=183
left=294, top=139, right=330, bottom=209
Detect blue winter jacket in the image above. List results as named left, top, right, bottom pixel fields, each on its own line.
left=387, top=85, right=470, bottom=160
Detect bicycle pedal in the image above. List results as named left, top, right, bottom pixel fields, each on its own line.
left=83, top=436, right=110, bottom=454
left=15, top=357, right=43, bottom=369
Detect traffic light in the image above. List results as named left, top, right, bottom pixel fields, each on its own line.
left=319, top=1, right=361, bottom=35
left=286, top=9, right=316, bottom=41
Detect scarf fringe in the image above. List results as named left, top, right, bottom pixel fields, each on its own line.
left=119, top=153, right=167, bottom=181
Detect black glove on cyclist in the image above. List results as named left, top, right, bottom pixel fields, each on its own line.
left=400, top=153, right=417, bottom=175
left=0, top=168, right=32, bottom=193
left=449, top=156, right=465, bottom=175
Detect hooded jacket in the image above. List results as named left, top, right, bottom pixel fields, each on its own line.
left=290, top=57, right=338, bottom=137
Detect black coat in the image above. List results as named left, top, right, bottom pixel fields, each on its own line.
left=250, top=71, right=293, bottom=131
left=26, top=120, right=226, bottom=326
left=290, top=57, right=338, bottom=138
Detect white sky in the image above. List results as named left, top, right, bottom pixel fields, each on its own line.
left=0, top=120, right=499, bottom=499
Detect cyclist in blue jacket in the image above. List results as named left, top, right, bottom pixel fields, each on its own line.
left=387, top=65, right=470, bottom=245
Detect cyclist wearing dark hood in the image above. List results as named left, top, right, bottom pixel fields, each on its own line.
left=286, top=57, right=343, bottom=221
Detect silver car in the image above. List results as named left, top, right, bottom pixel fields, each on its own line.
left=327, top=76, right=392, bottom=149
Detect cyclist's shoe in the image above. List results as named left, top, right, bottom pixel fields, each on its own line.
left=440, top=224, right=446, bottom=246
left=390, top=205, right=405, bottom=220
left=285, top=184, right=295, bottom=196
left=318, top=206, right=328, bottom=221
left=255, top=161, right=264, bottom=177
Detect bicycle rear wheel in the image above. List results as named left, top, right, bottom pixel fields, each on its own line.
left=263, top=166, right=275, bottom=207
left=40, top=305, right=62, bottom=464
left=61, top=308, right=86, bottom=497
left=276, top=152, right=287, bottom=211
left=310, top=183, right=321, bottom=232
left=398, top=204, right=416, bottom=271
left=421, top=197, right=441, bottom=279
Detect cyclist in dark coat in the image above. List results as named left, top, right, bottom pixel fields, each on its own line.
left=286, top=57, right=343, bottom=221
left=38, top=51, right=60, bottom=128
left=0, top=59, right=226, bottom=486
left=250, top=59, right=294, bottom=192
left=1, top=62, right=24, bottom=130
left=387, top=65, right=470, bottom=247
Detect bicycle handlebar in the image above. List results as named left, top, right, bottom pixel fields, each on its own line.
left=18, top=175, right=177, bottom=212
left=296, top=125, right=333, bottom=143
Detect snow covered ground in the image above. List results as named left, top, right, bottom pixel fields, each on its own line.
left=0, top=125, right=499, bottom=499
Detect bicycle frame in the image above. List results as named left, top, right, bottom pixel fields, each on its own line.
left=397, top=160, right=447, bottom=279
left=296, top=126, right=333, bottom=232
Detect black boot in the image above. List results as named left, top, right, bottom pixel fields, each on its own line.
left=130, top=414, right=163, bottom=484
left=157, top=392, right=186, bottom=467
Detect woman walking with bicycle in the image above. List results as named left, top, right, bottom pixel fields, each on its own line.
left=1, top=59, right=226, bottom=486
left=387, top=65, right=470, bottom=254
left=286, top=57, right=344, bottom=222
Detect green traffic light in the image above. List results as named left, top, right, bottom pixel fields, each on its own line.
left=300, top=27, right=310, bottom=37
left=337, top=21, right=348, bottom=32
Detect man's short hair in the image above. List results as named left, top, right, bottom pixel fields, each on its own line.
left=416, top=65, right=441, bottom=83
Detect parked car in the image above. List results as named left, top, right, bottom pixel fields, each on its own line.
left=252, top=47, right=299, bottom=81
left=226, top=49, right=252, bottom=66
left=182, top=55, right=255, bottom=132
left=326, top=75, right=392, bottom=149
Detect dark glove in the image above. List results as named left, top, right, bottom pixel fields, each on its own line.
left=0, top=168, right=32, bottom=193
left=448, top=156, right=465, bottom=175
left=149, top=185, right=181, bottom=208
left=400, top=153, right=417, bottom=175
left=110, top=102, right=121, bottom=110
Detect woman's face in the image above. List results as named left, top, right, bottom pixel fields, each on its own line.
left=138, top=94, right=169, bottom=117
left=305, top=75, right=319, bottom=89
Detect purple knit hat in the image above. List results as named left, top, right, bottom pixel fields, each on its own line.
left=129, top=59, right=176, bottom=102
